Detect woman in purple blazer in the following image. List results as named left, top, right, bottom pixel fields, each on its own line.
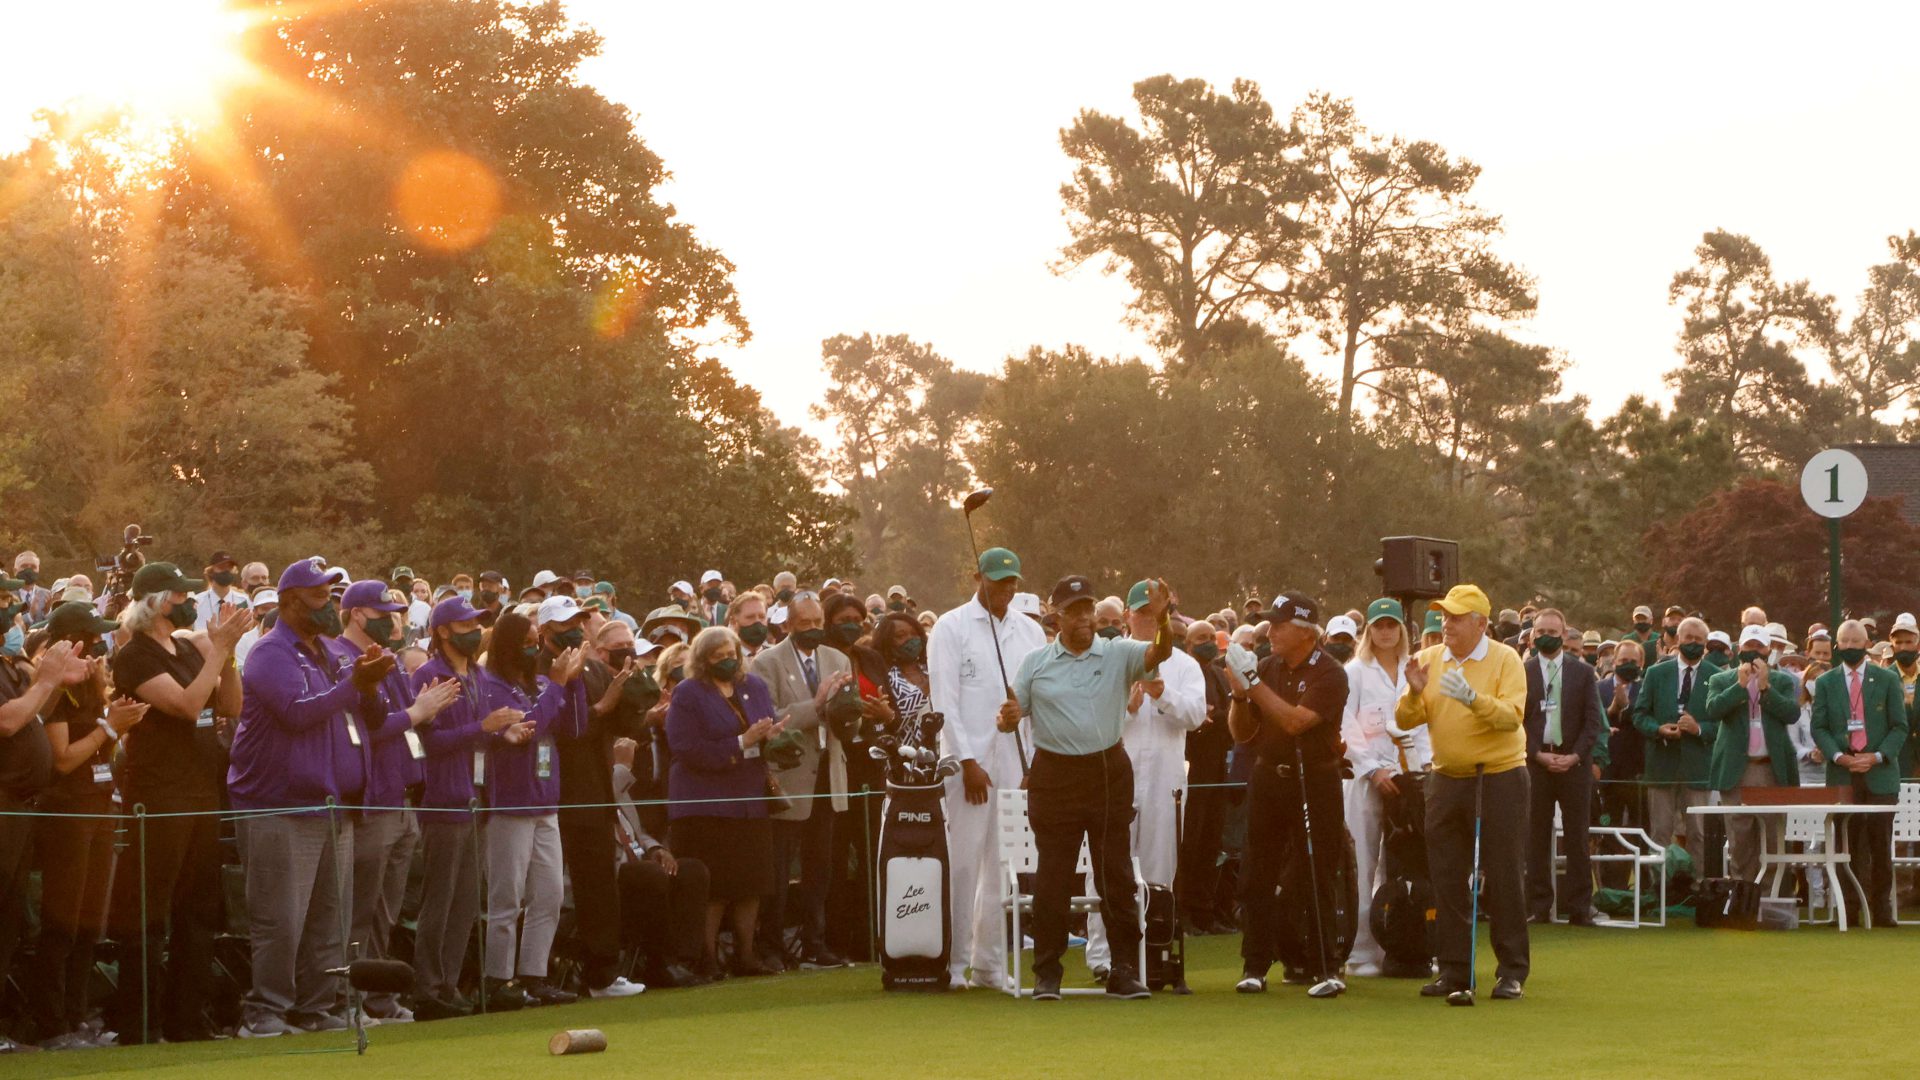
left=668, top=625, right=786, bottom=977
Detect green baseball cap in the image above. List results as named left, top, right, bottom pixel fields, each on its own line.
left=46, top=601, right=118, bottom=640
left=391, top=565, right=416, bottom=580
left=1423, top=609, right=1445, bottom=634
left=131, top=562, right=201, bottom=600
left=1366, top=597, right=1405, bottom=626
left=0, top=574, right=23, bottom=593
left=978, top=547, right=1021, bottom=582
left=592, top=580, right=617, bottom=596
left=1126, top=579, right=1155, bottom=611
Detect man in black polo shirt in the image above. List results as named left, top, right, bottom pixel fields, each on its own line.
left=1222, top=592, right=1351, bottom=995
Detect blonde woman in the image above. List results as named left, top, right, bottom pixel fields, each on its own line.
left=1340, top=598, right=1430, bottom=977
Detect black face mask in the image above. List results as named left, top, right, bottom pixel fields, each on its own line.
left=1324, top=641, right=1354, bottom=663
left=1191, top=642, right=1220, bottom=662
left=17, top=569, right=36, bottom=586
left=478, top=590, right=499, bottom=607
left=553, top=628, right=585, bottom=650
left=888, top=600, right=906, bottom=612
left=1634, top=621, right=1652, bottom=634
left=311, top=601, right=344, bottom=637
left=1897, top=650, right=1920, bottom=668
left=363, top=615, right=396, bottom=646
left=739, top=623, right=770, bottom=647
left=1614, top=662, right=1641, bottom=683
left=831, top=621, right=864, bottom=646
left=1677, top=641, right=1705, bottom=662
left=1738, top=650, right=1765, bottom=665
left=167, top=598, right=199, bottom=629
left=776, top=589, right=795, bottom=603
left=1836, top=647, right=1869, bottom=667
left=1534, top=634, right=1562, bottom=656
left=210, top=570, right=237, bottom=587
left=711, top=657, right=741, bottom=681
left=607, top=647, right=636, bottom=668
left=794, top=628, right=828, bottom=651
left=896, top=636, right=925, bottom=662
left=704, top=586, right=724, bottom=603
left=81, top=638, right=108, bottom=658
left=1096, top=626, right=1123, bottom=640
left=449, top=629, right=484, bottom=657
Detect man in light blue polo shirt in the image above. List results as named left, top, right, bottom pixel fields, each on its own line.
left=1000, top=574, right=1174, bottom=1001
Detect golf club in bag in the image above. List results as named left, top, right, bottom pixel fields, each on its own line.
left=1448, top=764, right=1486, bottom=1007
left=874, top=712, right=962, bottom=991
left=961, top=487, right=1028, bottom=779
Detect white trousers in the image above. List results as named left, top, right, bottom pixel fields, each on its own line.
left=941, top=733, right=1025, bottom=982
left=1344, top=777, right=1388, bottom=970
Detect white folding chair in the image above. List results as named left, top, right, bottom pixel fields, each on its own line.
left=1550, top=805, right=1668, bottom=928
left=1758, top=810, right=1848, bottom=929
left=997, top=787, right=1146, bottom=998
left=1890, top=783, right=1920, bottom=925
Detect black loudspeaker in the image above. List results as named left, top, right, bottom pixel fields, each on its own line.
left=1374, top=537, right=1459, bottom=599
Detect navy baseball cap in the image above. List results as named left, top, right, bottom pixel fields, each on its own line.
left=1049, top=575, right=1096, bottom=610
left=429, top=595, right=486, bottom=630
left=340, top=579, right=405, bottom=613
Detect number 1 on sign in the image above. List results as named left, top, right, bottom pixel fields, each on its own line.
left=1827, top=464, right=1842, bottom=504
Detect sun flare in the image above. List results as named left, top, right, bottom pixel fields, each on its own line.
left=24, top=0, right=257, bottom=128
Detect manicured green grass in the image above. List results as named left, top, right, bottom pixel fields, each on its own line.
left=13, top=923, right=1916, bottom=1078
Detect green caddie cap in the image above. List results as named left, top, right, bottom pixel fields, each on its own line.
left=1126, top=579, right=1154, bottom=611
left=1423, top=609, right=1445, bottom=635
left=1366, top=597, right=1405, bottom=626
left=978, top=547, right=1021, bottom=582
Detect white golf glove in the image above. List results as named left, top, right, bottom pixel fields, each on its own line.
left=1439, top=668, right=1476, bottom=706
left=1224, top=643, right=1261, bottom=688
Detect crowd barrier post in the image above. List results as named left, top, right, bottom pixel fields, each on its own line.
left=861, top=784, right=877, bottom=964
left=133, top=802, right=149, bottom=1047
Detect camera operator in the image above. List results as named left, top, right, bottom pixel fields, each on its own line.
left=104, top=562, right=250, bottom=1043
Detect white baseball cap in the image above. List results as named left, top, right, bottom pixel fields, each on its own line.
left=530, top=570, right=561, bottom=590
left=253, top=589, right=280, bottom=607
left=536, top=595, right=585, bottom=628
left=1010, top=592, right=1042, bottom=618
left=670, top=579, right=694, bottom=596
left=1894, top=612, right=1919, bottom=635
left=1325, top=615, right=1359, bottom=639
left=768, top=602, right=790, bottom=626
left=823, top=578, right=842, bottom=589
left=1766, top=621, right=1791, bottom=647
left=700, top=569, right=723, bottom=585
left=1738, top=625, right=1771, bottom=648
left=1707, top=630, right=1732, bottom=647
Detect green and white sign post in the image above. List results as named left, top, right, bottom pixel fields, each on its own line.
left=1801, top=448, right=1869, bottom=628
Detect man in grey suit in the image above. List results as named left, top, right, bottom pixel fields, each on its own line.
left=1523, top=608, right=1604, bottom=925
left=750, top=594, right=855, bottom=969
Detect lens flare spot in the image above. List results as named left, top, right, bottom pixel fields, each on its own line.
left=592, top=269, right=654, bottom=339
left=392, top=150, right=501, bottom=252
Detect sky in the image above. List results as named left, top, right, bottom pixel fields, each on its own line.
left=3, top=1, right=1917, bottom=434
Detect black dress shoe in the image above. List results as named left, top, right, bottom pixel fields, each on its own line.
left=1492, top=978, right=1524, bottom=1000
left=1420, top=979, right=1469, bottom=998
left=1526, top=913, right=1552, bottom=925
left=1033, top=974, right=1062, bottom=1001
left=647, top=963, right=706, bottom=989
left=412, top=996, right=469, bottom=1021
left=731, top=956, right=777, bottom=978
left=481, top=978, right=529, bottom=1011
left=799, top=946, right=849, bottom=969
left=1105, top=969, right=1151, bottom=1000
left=523, top=981, right=577, bottom=1007
left=1568, top=913, right=1596, bottom=927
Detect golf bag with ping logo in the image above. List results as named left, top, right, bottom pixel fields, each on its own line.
left=877, top=774, right=953, bottom=991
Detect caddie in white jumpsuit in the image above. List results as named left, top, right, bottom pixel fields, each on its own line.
left=927, top=546, right=1046, bottom=990
left=1341, top=598, right=1431, bottom=976
left=1087, top=580, right=1206, bottom=977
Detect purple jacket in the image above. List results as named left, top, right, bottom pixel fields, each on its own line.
left=666, top=675, right=773, bottom=821
left=229, top=624, right=376, bottom=813
left=328, top=636, right=420, bottom=810
left=479, top=668, right=587, bottom=816
left=410, top=652, right=496, bottom=813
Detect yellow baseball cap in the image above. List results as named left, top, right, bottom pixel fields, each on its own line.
left=1429, top=584, right=1491, bottom=619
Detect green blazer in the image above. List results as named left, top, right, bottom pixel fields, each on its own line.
left=1810, top=662, right=1910, bottom=796
left=1632, top=658, right=1715, bottom=788
left=1703, top=667, right=1799, bottom=790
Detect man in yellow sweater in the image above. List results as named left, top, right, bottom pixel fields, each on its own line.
left=1395, top=584, right=1529, bottom=1001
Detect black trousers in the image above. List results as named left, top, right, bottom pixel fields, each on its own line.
left=761, top=807, right=832, bottom=956
left=1848, top=780, right=1897, bottom=925
left=33, top=801, right=116, bottom=1037
left=1029, top=745, right=1139, bottom=983
left=1238, top=761, right=1345, bottom=979
left=827, top=792, right=882, bottom=960
left=559, top=810, right=623, bottom=989
left=1178, top=783, right=1229, bottom=924
left=106, top=804, right=223, bottom=1041
left=1428, top=767, right=1529, bottom=986
left=616, top=856, right=710, bottom=970
left=0, top=807, right=32, bottom=1028
left=1527, top=761, right=1593, bottom=919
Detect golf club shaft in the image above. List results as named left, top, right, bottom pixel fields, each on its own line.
left=965, top=511, right=1029, bottom=778
left=1295, top=746, right=1334, bottom=985
left=1467, top=763, right=1485, bottom=991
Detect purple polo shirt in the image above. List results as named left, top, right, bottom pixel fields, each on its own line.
left=328, top=635, right=419, bottom=810
left=479, top=669, right=586, bottom=816
left=229, top=623, right=373, bottom=813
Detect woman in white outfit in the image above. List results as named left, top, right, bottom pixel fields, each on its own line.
left=1786, top=660, right=1831, bottom=910
left=1340, top=598, right=1431, bottom=977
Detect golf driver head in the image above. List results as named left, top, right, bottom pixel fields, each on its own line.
left=962, top=488, right=994, bottom=516
left=1307, top=978, right=1345, bottom=999
left=867, top=746, right=891, bottom=761
left=921, top=712, right=945, bottom=737
left=1446, top=989, right=1475, bottom=1007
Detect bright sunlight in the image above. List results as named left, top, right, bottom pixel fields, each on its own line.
left=9, top=0, right=256, bottom=128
